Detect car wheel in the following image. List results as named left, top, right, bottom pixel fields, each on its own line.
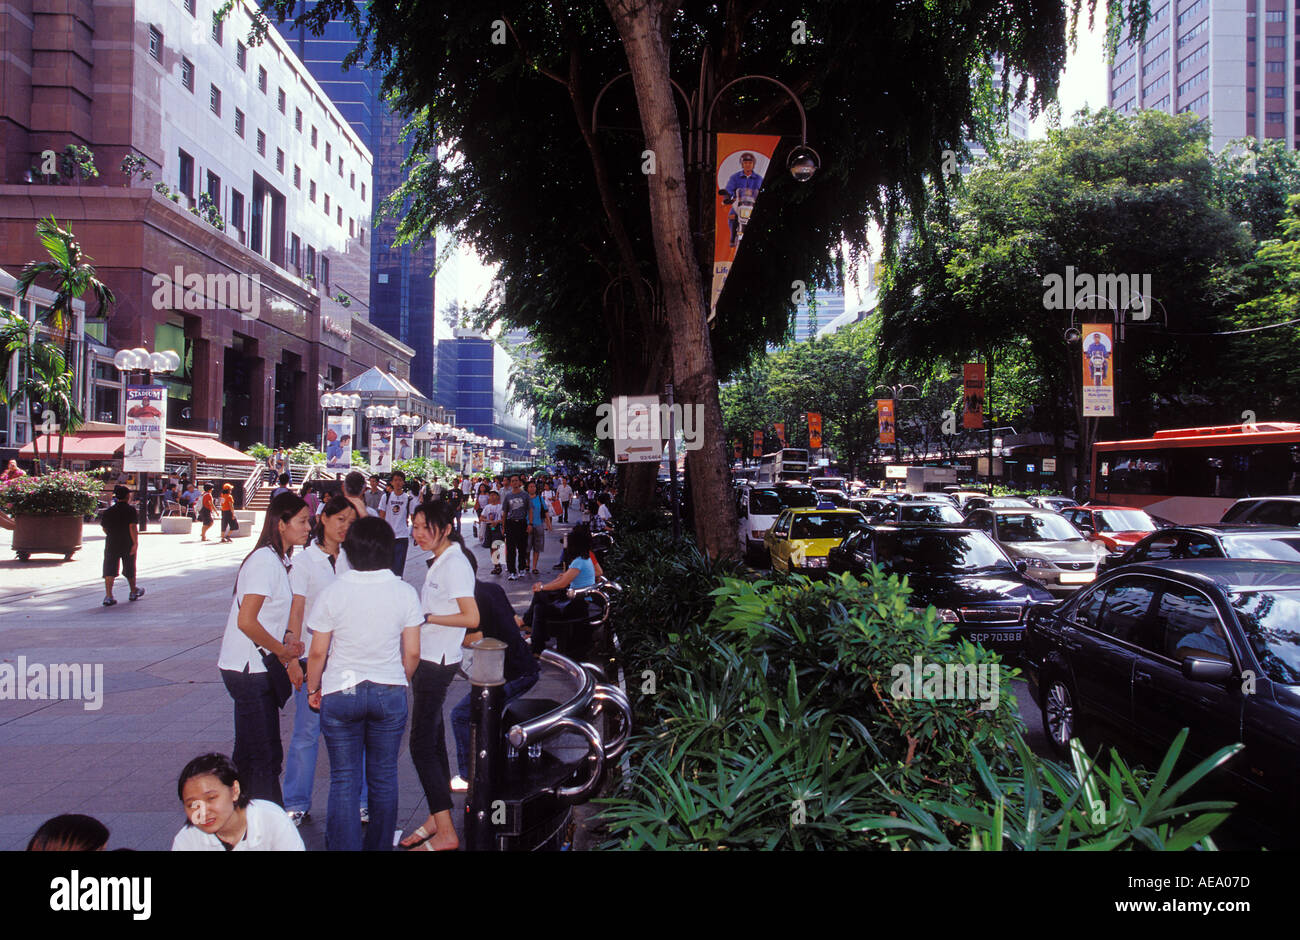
left=1042, top=677, right=1077, bottom=757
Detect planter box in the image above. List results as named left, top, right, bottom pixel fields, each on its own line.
left=231, top=510, right=256, bottom=538
left=160, top=516, right=193, bottom=535
left=12, top=514, right=84, bottom=561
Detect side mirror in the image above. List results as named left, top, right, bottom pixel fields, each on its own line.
left=1014, top=559, right=1029, bottom=574
left=1181, top=657, right=1235, bottom=683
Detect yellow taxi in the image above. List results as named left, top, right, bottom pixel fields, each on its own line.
left=764, top=508, right=867, bottom=574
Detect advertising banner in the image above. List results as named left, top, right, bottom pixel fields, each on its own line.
left=963, top=363, right=986, bottom=430
left=1081, top=323, right=1115, bottom=416
left=807, top=412, right=822, bottom=450
left=369, top=427, right=393, bottom=474
left=877, top=400, right=896, bottom=445
left=446, top=442, right=461, bottom=471
left=611, top=395, right=664, bottom=464
left=325, top=415, right=353, bottom=470
left=711, top=132, right=782, bottom=319
left=774, top=422, right=786, bottom=447
left=752, top=430, right=762, bottom=458
left=431, top=441, right=447, bottom=465
left=393, top=428, right=414, bottom=464
left=124, top=385, right=166, bottom=473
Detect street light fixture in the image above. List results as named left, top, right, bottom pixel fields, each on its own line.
left=112, top=345, right=181, bottom=532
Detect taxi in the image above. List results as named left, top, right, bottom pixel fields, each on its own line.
left=764, top=508, right=867, bottom=574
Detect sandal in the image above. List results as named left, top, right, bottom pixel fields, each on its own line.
left=102, top=597, right=117, bottom=607
left=400, top=825, right=432, bottom=850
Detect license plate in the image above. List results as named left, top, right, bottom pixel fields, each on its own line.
left=1060, top=572, right=1095, bottom=584
left=968, top=631, right=1022, bottom=643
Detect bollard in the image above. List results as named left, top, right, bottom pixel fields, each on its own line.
left=464, top=637, right=507, bottom=851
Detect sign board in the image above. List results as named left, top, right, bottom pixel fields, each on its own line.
left=610, top=395, right=664, bottom=464
left=124, top=385, right=166, bottom=473
left=963, top=363, right=986, bottom=429
left=807, top=412, right=823, bottom=450
left=711, top=133, right=782, bottom=319
left=1081, top=323, right=1115, bottom=416
left=1026, top=463, right=1036, bottom=474
left=1043, top=458, right=1057, bottom=473
left=326, top=414, right=353, bottom=469
left=370, top=427, right=393, bottom=474
left=877, top=400, right=895, bottom=445
left=885, top=465, right=908, bottom=480
left=393, top=428, right=414, bottom=464
left=774, top=422, right=786, bottom=447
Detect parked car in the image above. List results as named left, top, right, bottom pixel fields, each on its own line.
left=1220, top=496, right=1300, bottom=527
left=811, top=476, right=849, bottom=492
left=1099, top=524, right=1300, bottom=571
left=948, top=490, right=993, bottom=512
left=828, top=524, right=1054, bottom=651
left=964, top=507, right=1105, bottom=594
left=1027, top=495, right=1079, bottom=513
left=764, top=508, right=867, bottom=574
left=737, top=483, right=819, bottom=564
left=962, top=496, right=1034, bottom=512
left=816, top=488, right=853, bottom=509
left=869, top=500, right=966, bottom=526
left=850, top=496, right=891, bottom=517
left=1024, top=558, right=1300, bottom=833
left=1061, top=504, right=1160, bottom=552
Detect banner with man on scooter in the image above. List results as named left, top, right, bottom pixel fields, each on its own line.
left=1081, top=323, right=1115, bottom=416
left=711, top=133, right=781, bottom=321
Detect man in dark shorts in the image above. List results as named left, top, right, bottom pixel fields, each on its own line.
left=101, top=485, right=143, bottom=606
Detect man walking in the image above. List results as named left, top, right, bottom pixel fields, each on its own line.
left=556, top=477, right=573, bottom=524
left=270, top=473, right=292, bottom=500
left=101, top=485, right=143, bottom=606
left=501, top=475, right=529, bottom=581
left=379, top=471, right=417, bottom=578
left=364, top=475, right=385, bottom=513
left=525, top=479, right=551, bottom=577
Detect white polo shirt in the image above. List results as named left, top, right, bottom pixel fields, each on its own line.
left=379, top=490, right=417, bottom=539
left=419, top=546, right=475, bottom=665
left=309, top=569, right=424, bottom=695
left=172, top=799, right=305, bottom=851
left=288, top=542, right=351, bottom=650
left=217, top=547, right=295, bottom=674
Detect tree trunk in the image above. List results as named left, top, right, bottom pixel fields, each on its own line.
left=605, top=0, right=739, bottom=558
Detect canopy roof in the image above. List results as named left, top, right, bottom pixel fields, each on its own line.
left=18, top=426, right=256, bottom=465
left=334, top=367, right=428, bottom=400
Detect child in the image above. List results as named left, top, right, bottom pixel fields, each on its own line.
left=482, top=490, right=505, bottom=573
left=219, top=483, right=237, bottom=542
left=199, top=483, right=216, bottom=541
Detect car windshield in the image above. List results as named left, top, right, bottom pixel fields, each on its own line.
left=1095, top=509, right=1157, bottom=533
left=990, top=497, right=1033, bottom=508
left=900, top=504, right=965, bottom=524
left=779, top=487, right=819, bottom=509
left=791, top=514, right=862, bottom=539
left=996, top=512, right=1083, bottom=542
left=749, top=490, right=783, bottom=515
left=1221, top=535, right=1300, bottom=561
left=874, top=530, right=1013, bottom=575
left=1232, top=589, right=1300, bottom=684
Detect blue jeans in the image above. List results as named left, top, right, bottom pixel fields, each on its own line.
left=391, top=537, right=409, bottom=578
left=319, top=681, right=407, bottom=851
left=283, top=680, right=367, bottom=814
left=450, top=674, right=539, bottom=777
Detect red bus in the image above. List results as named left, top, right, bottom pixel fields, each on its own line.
left=1091, top=422, right=1300, bottom=524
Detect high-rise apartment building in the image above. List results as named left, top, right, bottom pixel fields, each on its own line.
left=1108, top=0, right=1251, bottom=150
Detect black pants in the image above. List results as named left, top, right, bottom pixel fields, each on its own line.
left=505, top=519, right=528, bottom=575
left=526, top=593, right=588, bottom=656
left=409, top=660, right=459, bottom=815
left=220, top=667, right=284, bottom=806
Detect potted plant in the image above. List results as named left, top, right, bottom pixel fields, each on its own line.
left=0, top=470, right=102, bottom=560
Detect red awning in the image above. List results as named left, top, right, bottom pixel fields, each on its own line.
left=17, top=433, right=122, bottom=460
left=167, top=432, right=256, bottom=464
left=18, top=430, right=255, bottom=465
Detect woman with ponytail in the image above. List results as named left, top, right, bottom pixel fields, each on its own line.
left=402, top=500, right=480, bottom=850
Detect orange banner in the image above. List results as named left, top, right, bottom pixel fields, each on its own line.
left=807, top=412, right=822, bottom=450
left=774, top=422, right=786, bottom=447
left=752, top=429, right=763, bottom=457
left=1081, top=324, right=1115, bottom=416
left=710, top=133, right=782, bottom=320
left=963, top=363, right=985, bottom=430
left=877, top=400, right=895, bottom=445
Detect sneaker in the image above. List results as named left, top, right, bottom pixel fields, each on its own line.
left=508, top=573, right=517, bottom=581
left=129, top=587, right=145, bottom=601
left=360, top=807, right=370, bottom=824
left=450, top=775, right=469, bottom=793
left=102, top=597, right=117, bottom=607
left=287, top=810, right=308, bottom=827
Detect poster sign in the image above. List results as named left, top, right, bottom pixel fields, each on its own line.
left=610, top=394, right=664, bottom=464
left=877, top=400, right=895, bottom=445
left=774, top=422, right=786, bottom=447
left=1043, top=457, right=1057, bottom=473
left=370, top=427, right=393, bottom=474
left=807, top=412, right=822, bottom=450
left=325, top=414, right=353, bottom=469
left=963, top=363, right=986, bottom=430
left=1081, top=323, right=1115, bottom=416
left=752, top=430, right=762, bottom=458
left=393, top=428, right=414, bottom=464
left=446, top=442, right=461, bottom=471
left=885, top=465, right=908, bottom=479
left=710, top=132, right=782, bottom=319
left=124, top=385, right=166, bottom=473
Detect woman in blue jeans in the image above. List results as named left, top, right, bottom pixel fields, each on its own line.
left=305, top=517, right=424, bottom=851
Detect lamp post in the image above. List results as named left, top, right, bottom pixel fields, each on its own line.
left=112, top=347, right=181, bottom=531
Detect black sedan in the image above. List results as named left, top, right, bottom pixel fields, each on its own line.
left=1024, top=559, right=1300, bottom=832
left=867, top=501, right=966, bottom=526
left=828, top=525, right=1055, bottom=652
left=1100, top=524, right=1300, bottom=571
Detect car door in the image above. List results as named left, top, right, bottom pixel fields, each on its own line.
left=1128, top=581, right=1248, bottom=783
left=1068, top=576, right=1160, bottom=737
left=1125, top=531, right=1180, bottom=564
left=769, top=511, right=792, bottom=570
left=828, top=529, right=860, bottom=574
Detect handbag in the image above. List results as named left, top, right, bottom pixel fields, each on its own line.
left=257, top=646, right=293, bottom=709
left=229, top=514, right=239, bottom=531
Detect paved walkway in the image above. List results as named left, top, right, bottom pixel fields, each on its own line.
left=0, top=503, right=601, bottom=851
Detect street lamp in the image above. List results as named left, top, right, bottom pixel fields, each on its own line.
left=112, top=346, right=181, bottom=531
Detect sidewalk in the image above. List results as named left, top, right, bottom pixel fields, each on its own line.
left=0, top=503, right=605, bottom=851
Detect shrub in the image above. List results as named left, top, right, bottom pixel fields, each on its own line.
left=0, top=470, right=102, bottom=517
left=245, top=443, right=272, bottom=461
left=288, top=442, right=325, bottom=466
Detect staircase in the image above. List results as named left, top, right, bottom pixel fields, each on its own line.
left=244, top=463, right=317, bottom=512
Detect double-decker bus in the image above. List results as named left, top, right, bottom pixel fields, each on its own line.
left=755, top=448, right=811, bottom=484
left=1092, top=422, right=1300, bottom=523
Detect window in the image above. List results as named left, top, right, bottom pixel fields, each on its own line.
left=1142, top=49, right=1169, bottom=77
left=231, top=189, right=245, bottom=243
left=1267, top=111, right=1285, bottom=123
left=324, top=193, right=330, bottom=214
left=1142, top=25, right=1170, bottom=56
left=1112, top=56, right=1134, bottom=80
left=149, top=26, right=162, bottom=61
left=337, top=206, right=342, bottom=226
left=1267, top=86, right=1285, bottom=98
left=258, top=66, right=267, bottom=93
left=1268, top=35, right=1285, bottom=49
left=338, top=157, right=343, bottom=177
left=290, top=233, right=300, bottom=269
left=1177, top=19, right=1207, bottom=49
left=295, top=108, right=302, bottom=131
left=305, top=245, right=316, bottom=279
left=256, top=130, right=266, bottom=156
left=1268, top=60, right=1286, bottom=73
left=1149, top=94, right=1171, bottom=110
left=1129, top=532, right=1179, bottom=563
left=1114, top=75, right=1136, bottom=98
left=277, top=88, right=286, bottom=113
left=311, top=126, right=318, bottom=148
left=1177, top=0, right=1207, bottom=27
left=1144, top=73, right=1169, bottom=97
left=360, top=182, right=365, bottom=201
left=309, top=180, right=316, bottom=202
left=1176, top=67, right=1207, bottom=97
left=1178, top=91, right=1209, bottom=113
left=1157, top=587, right=1231, bottom=663
left=1096, top=578, right=1158, bottom=643
left=349, top=171, right=355, bottom=190
left=211, top=16, right=223, bottom=44
left=181, top=57, right=194, bottom=92
left=359, top=227, right=365, bottom=246
left=293, top=165, right=301, bottom=189
left=234, top=108, right=244, bottom=138
left=1265, top=9, right=1285, bottom=23
left=178, top=149, right=194, bottom=197
left=206, top=170, right=220, bottom=211
left=349, top=218, right=354, bottom=238
left=320, top=257, right=329, bottom=290
left=184, top=0, right=195, bottom=15
left=1178, top=43, right=1207, bottom=72
left=276, top=149, right=284, bottom=173
left=236, top=41, right=246, bottom=71
left=325, top=142, right=332, bottom=162
left=209, top=84, right=221, bottom=116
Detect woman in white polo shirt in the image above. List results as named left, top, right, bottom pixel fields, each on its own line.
left=402, top=500, right=480, bottom=851
left=172, top=752, right=304, bottom=851
left=217, top=492, right=313, bottom=806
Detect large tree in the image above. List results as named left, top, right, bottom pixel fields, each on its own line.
left=256, top=0, right=1154, bottom=556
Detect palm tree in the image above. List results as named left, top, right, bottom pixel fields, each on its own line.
left=0, top=317, right=83, bottom=469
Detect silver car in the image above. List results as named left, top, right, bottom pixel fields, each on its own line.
left=963, top=508, right=1107, bottom=593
